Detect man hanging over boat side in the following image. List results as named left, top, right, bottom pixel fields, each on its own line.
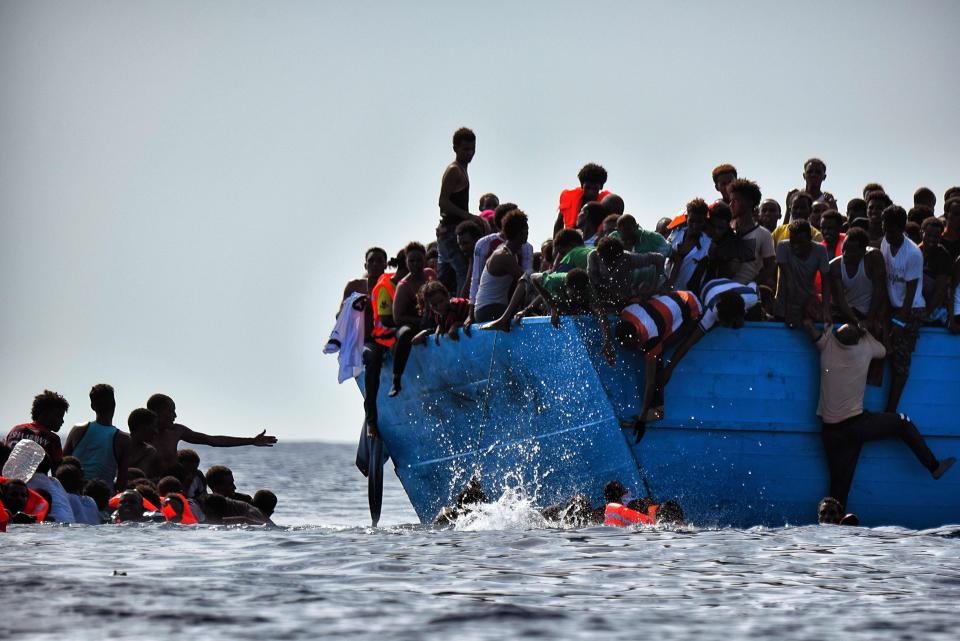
left=801, top=318, right=955, bottom=511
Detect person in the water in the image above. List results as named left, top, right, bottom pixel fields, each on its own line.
left=127, top=408, right=162, bottom=480
left=146, top=394, right=277, bottom=475
left=432, top=478, right=487, bottom=526
left=63, top=384, right=130, bottom=492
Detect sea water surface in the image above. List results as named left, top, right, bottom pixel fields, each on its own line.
left=4, top=442, right=959, bottom=641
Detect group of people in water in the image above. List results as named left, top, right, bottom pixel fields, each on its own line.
left=332, top=127, right=959, bottom=523
left=0, top=385, right=278, bottom=529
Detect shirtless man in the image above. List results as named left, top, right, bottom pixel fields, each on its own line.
left=127, top=408, right=162, bottom=480
left=388, top=242, right=436, bottom=397
left=338, top=247, right=388, bottom=313
left=437, top=127, right=480, bottom=293
left=146, top=394, right=277, bottom=474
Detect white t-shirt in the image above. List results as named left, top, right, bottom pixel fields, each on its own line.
left=667, top=228, right=711, bottom=290
left=815, top=327, right=887, bottom=423
left=698, top=278, right=759, bottom=332
left=881, top=236, right=925, bottom=309
left=470, top=234, right=533, bottom=302
left=734, top=224, right=775, bottom=285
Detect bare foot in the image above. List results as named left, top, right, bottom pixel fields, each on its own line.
left=480, top=317, right=512, bottom=332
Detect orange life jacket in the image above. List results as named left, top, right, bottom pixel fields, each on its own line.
left=0, top=497, right=8, bottom=532
left=815, top=232, right=845, bottom=296
left=108, top=493, right=159, bottom=513
left=0, top=475, right=49, bottom=523
left=370, top=272, right=398, bottom=347
left=558, top=188, right=611, bottom=229
left=160, top=493, right=199, bottom=525
left=604, top=502, right=656, bottom=527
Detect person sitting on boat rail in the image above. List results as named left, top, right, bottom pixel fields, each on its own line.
left=603, top=291, right=702, bottom=423
left=146, top=394, right=277, bottom=476
left=387, top=242, right=436, bottom=397
left=657, top=278, right=759, bottom=389
left=801, top=318, right=955, bottom=511
left=472, top=210, right=530, bottom=324
left=338, top=247, right=388, bottom=316
left=554, top=163, right=611, bottom=233
left=454, top=220, right=484, bottom=300
left=410, top=281, right=471, bottom=347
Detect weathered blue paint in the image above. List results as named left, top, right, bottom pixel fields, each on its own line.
left=361, top=319, right=959, bottom=528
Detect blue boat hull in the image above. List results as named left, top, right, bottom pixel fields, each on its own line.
left=361, top=319, right=959, bottom=528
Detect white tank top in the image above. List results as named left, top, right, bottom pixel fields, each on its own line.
left=475, top=247, right=516, bottom=309
left=839, top=253, right=873, bottom=316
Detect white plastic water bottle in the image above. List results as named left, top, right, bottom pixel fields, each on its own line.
left=2, top=439, right=47, bottom=481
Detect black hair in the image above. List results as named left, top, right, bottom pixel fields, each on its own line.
left=253, top=489, right=278, bottom=517
left=456, top=477, right=486, bottom=507
left=565, top=268, right=590, bottom=292
left=83, top=479, right=111, bottom=511
left=946, top=196, right=960, bottom=216
left=603, top=479, right=627, bottom=503
left=501, top=209, right=529, bottom=241
left=205, top=465, right=233, bottom=490
left=791, top=191, right=814, bottom=211
left=403, top=241, right=427, bottom=258
left=716, top=290, right=746, bottom=328
left=31, top=390, right=69, bottom=421
left=601, top=193, right=625, bottom=215
left=364, top=246, right=388, bottom=262
left=89, top=384, right=115, bottom=413
left=862, top=183, right=885, bottom=198
left=788, top=219, right=812, bottom=239
left=905, top=222, right=922, bottom=243
left=582, top=202, right=608, bottom=228
left=804, top=157, right=826, bottom=173
left=846, top=198, right=867, bottom=216
left=908, top=206, right=934, bottom=226
left=760, top=199, right=781, bottom=213
left=686, top=198, right=709, bottom=219
left=820, top=210, right=844, bottom=229
left=844, top=226, right=869, bottom=248
left=493, top=202, right=518, bottom=230
left=388, top=248, right=406, bottom=269
left=478, top=192, right=499, bottom=210
left=420, top=280, right=450, bottom=303
left=577, top=163, right=608, bottom=186
left=146, top=393, right=172, bottom=413
left=922, top=217, right=944, bottom=233
left=866, top=191, right=892, bottom=209
left=656, top=500, right=685, bottom=524
left=596, top=236, right=625, bottom=263
left=158, top=476, right=184, bottom=497
left=913, top=186, right=935, bottom=206
left=177, top=449, right=200, bottom=467
left=452, top=127, right=475, bottom=147
left=127, top=467, right=146, bottom=483
left=553, top=228, right=584, bottom=249
left=127, top=408, right=157, bottom=432
left=882, top=205, right=907, bottom=230
left=711, top=201, right=733, bottom=223
left=455, top=220, right=484, bottom=240
left=728, top=178, right=762, bottom=209
left=55, top=463, right=84, bottom=494
left=134, top=482, right=161, bottom=510
left=711, top=163, right=738, bottom=183
left=0, top=442, right=10, bottom=471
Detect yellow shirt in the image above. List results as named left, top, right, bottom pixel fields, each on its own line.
left=773, top=223, right=823, bottom=244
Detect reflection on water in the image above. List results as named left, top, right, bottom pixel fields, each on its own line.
left=5, top=443, right=959, bottom=641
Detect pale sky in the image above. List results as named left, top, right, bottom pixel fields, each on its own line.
left=2, top=1, right=958, bottom=443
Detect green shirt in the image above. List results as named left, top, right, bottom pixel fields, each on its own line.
left=540, top=246, right=593, bottom=298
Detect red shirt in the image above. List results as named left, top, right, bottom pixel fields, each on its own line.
left=5, top=422, right=63, bottom=468
left=431, top=298, right=471, bottom=333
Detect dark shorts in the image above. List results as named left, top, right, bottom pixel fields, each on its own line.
left=474, top=303, right=508, bottom=323
left=889, top=308, right=922, bottom=376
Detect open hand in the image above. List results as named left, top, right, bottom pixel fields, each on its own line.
left=253, top=430, right=277, bottom=446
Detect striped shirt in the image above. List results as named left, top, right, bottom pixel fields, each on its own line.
left=620, top=291, right=702, bottom=357
left=698, top=278, right=759, bottom=332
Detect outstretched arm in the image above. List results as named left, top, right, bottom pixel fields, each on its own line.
left=180, top=425, right=277, bottom=448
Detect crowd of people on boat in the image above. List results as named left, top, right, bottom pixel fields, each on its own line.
left=329, top=127, right=958, bottom=521
left=0, top=385, right=278, bottom=530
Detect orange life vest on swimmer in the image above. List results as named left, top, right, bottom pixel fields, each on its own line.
left=370, top=272, right=398, bottom=347
left=558, top=188, right=612, bottom=229
left=0, top=476, right=49, bottom=523
left=160, top=493, right=199, bottom=525
left=604, top=502, right=656, bottom=527
left=108, top=493, right=159, bottom=513
left=0, top=497, right=8, bottom=532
